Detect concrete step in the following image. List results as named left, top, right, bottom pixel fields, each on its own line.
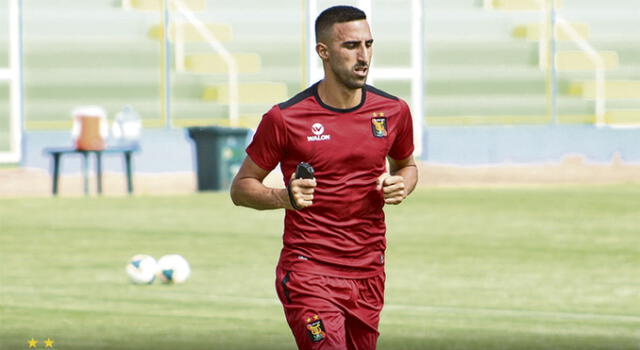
left=425, top=79, right=552, bottom=95
left=123, top=0, right=205, bottom=12
left=20, top=43, right=160, bottom=69
left=485, top=0, right=563, bottom=11
left=426, top=114, right=602, bottom=126
left=20, top=66, right=302, bottom=90
left=606, top=109, right=640, bottom=125
left=147, top=23, right=233, bottom=43
left=17, top=98, right=270, bottom=127
left=23, top=114, right=265, bottom=130
left=569, top=81, right=640, bottom=100
left=554, top=65, right=640, bottom=81
left=422, top=41, right=537, bottom=66
left=184, top=53, right=261, bottom=74
left=426, top=112, right=640, bottom=126
left=202, top=82, right=288, bottom=104
left=396, top=94, right=591, bottom=116
left=171, top=115, right=262, bottom=128
left=512, top=22, right=589, bottom=41
left=424, top=64, right=640, bottom=84
left=556, top=41, right=640, bottom=64
left=554, top=51, right=619, bottom=71
left=0, top=81, right=201, bottom=100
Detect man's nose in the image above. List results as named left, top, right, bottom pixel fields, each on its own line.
left=357, top=45, right=369, bottom=63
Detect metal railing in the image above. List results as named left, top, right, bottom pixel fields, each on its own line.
left=169, top=0, right=240, bottom=127
left=484, top=0, right=607, bottom=126
left=555, top=16, right=606, bottom=125
left=537, top=0, right=606, bottom=125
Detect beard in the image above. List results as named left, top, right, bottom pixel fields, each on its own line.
left=330, top=61, right=368, bottom=90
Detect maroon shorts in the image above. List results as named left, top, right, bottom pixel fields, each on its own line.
left=275, top=267, right=385, bottom=350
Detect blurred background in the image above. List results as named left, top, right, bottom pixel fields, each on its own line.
left=1, top=0, right=639, bottom=196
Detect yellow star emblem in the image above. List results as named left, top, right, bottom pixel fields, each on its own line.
left=44, top=338, right=54, bottom=348
left=27, top=338, right=38, bottom=348
left=306, top=317, right=311, bottom=322
left=313, top=315, right=319, bottom=320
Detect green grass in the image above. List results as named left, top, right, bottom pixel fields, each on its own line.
left=1, top=186, right=640, bottom=349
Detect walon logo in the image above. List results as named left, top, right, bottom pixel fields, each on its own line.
left=307, top=123, right=331, bottom=142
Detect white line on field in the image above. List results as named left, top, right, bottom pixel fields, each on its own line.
left=383, top=304, right=640, bottom=323
left=7, top=288, right=640, bottom=324
left=197, top=294, right=640, bottom=324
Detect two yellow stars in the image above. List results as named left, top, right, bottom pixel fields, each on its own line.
left=27, top=338, right=54, bottom=348
left=305, top=314, right=320, bottom=323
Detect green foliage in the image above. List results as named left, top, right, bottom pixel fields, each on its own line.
left=1, top=186, right=639, bottom=349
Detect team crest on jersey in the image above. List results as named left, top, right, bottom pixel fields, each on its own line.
left=305, top=315, right=326, bottom=343
left=371, top=113, right=388, bottom=138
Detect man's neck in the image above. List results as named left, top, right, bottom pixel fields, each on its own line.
left=317, top=78, right=362, bottom=110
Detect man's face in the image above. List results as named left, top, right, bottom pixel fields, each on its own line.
left=323, top=20, right=373, bottom=89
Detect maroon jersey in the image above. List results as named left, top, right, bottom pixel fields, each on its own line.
left=246, top=82, right=414, bottom=278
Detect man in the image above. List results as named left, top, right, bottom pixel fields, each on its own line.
left=230, top=5, right=418, bottom=350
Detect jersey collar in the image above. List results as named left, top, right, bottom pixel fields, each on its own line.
left=312, top=81, right=367, bottom=114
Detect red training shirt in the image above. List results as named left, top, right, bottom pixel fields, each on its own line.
left=246, top=82, right=414, bottom=278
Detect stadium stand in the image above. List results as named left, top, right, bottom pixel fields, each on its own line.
left=421, top=0, right=639, bottom=124
left=6, top=0, right=293, bottom=130
left=3, top=0, right=638, bottom=130
left=2, top=0, right=639, bottom=171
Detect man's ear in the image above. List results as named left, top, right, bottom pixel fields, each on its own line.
left=316, top=42, right=329, bottom=60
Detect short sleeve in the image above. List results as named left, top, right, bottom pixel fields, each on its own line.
left=388, top=100, right=414, bottom=160
left=245, top=106, right=287, bottom=171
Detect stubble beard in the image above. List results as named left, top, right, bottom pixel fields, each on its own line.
left=332, top=62, right=368, bottom=90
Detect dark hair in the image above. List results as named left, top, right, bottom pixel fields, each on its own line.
left=315, top=5, right=367, bottom=43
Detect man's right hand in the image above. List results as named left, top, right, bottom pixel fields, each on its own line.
left=287, top=173, right=316, bottom=210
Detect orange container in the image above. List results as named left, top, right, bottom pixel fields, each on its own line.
left=72, top=107, right=108, bottom=151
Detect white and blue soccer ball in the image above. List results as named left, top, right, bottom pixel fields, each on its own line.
left=156, top=254, right=191, bottom=284
left=126, top=254, right=158, bottom=284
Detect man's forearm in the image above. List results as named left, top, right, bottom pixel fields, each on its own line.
left=230, top=178, right=292, bottom=210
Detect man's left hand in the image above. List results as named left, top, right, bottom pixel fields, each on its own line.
left=377, top=175, right=406, bottom=205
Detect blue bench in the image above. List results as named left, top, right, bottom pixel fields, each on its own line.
left=43, top=145, right=139, bottom=196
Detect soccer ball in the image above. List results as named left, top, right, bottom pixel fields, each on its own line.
left=156, top=254, right=191, bottom=284
left=126, top=254, right=158, bottom=284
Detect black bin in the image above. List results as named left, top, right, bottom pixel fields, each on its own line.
left=187, top=126, right=250, bottom=191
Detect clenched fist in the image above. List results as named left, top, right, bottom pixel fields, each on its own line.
left=377, top=175, right=406, bottom=205
left=287, top=173, right=317, bottom=210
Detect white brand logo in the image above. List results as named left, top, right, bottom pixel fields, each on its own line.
left=311, top=123, right=324, bottom=135
left=307, top=122, right=331, bottom=142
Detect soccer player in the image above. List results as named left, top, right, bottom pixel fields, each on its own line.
left=230, top=5, right=418, bottom=350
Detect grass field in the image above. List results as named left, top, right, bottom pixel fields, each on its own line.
left=1, top=186, right=639, bottom=350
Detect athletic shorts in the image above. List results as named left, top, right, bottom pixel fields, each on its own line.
left=275, top=267, right=385, bottom=350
